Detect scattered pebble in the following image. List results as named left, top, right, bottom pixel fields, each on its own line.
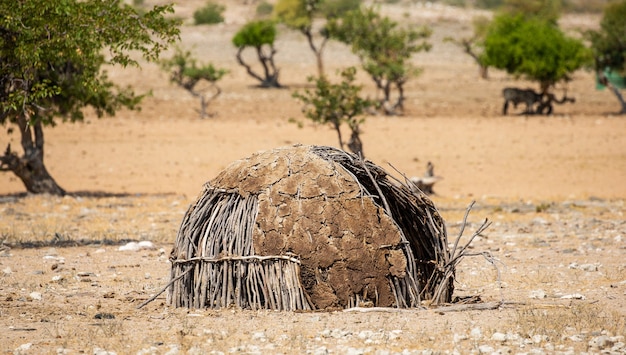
left=491, top=332, right=507, bottom=342
left=560, top=293, right=585, bottom=300
left=529, top=289, right=547, bottom=299
left=14, top=343, right=32, bottom=354
left=93, top=347, right=116, bottom=355
left=118, top=241, right=155, bottom=251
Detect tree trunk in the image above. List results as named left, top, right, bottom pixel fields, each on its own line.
left=303, top=28, right=328, bottom=78
left=610, top=85, right=626, bottom=114
left=236, top=46, right=280, bottom=88
left=347, top=126, right=364, bottom=158
left=333, top=121, right=344, bottom=151
left=0, top=116, right=66, bottom=195
left=599, top=72, right=626, bottom=114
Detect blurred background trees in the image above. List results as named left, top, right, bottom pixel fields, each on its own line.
left=232, top=20, right=282, bottom=88
left=160, top=47, right=228, bottom=119
left=586, top=0, right=626, bottom=114
left=327, top=6, right=431, bottom=115
left=0, top=0, right=179, bottom=195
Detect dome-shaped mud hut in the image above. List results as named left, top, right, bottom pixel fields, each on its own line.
left=168, top=145, right=454, bottom=310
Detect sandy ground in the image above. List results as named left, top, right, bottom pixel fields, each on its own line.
left=1, top=2, right=625, bottom=354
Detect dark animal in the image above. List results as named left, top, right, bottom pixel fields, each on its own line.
left=502, top=87, right=543, bottom=115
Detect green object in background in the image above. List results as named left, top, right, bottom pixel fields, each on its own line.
left=596, top=68, right=626, bottom=90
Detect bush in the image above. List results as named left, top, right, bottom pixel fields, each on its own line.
left=320, top=0, right=362, bottom=18
left=255, top=1, right=273, bottom=18
left=475, top=0, right=503, bottom=9
left=193, top=1, right=225, bottom=25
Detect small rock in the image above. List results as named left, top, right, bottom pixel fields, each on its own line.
left=29, top=292, right=42, bottom=301
left=453, top=333, right=468, bottom=343
left=118, top=241, right=155, bottom=251
left=529, top=289, right=547, bottom=299
left=251, top=331, right=266, bottom=341
left=578, top=263, right=599, bottom=272
left=491, top=332, right=507, bottom=342
left=136, top=347, right=158, bottom=355
left=568, top=334, right=584, bottom=342
left=312, top=347, right=328, bottom=355
left=2, top=267, right=12, bottom=275
left=358, top=330, right=374, bottom=340
left=14, top=343, right=33, bottom=354
left=118, top=242, right=139, bottom=251
left=589, top=335, right=614, bottom=350
left=477, top=344, right=494, bottom=353
left=560, top=293, right=585, bottom=300
left=94, top=313, right=115, bottom=320
left=388, top=329, right=402, bottom=340
left=470, top=327, right=482, bottom=340
left=93, top=347, right=117, bottom=355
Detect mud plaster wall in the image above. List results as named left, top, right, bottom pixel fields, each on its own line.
left=211, top=146, right=408, bottom=309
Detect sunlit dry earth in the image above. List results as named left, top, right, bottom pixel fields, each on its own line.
left=1, top=2, right=625, bottom=354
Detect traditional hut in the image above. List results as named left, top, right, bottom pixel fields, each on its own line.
left=168, top=145, right=454, bottom=310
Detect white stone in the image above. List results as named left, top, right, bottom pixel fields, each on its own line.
left=29, top=292, right=42, bottom=301
left=578, top=263, right=599, bottom=272
left=470, top=327, right=482, bottom=340
left=118, top=242, right=139, bottom=251
left=491, top=332, right=507, bottom=342
left=529, top=290, right=547, bottom=299
left=251, top=331, right=266, bottom=341
left=358, top=330, right=374, bottom=340
left=388, top=329, right=402, bottom=340
left=477, top=344, right=494, bottom=353
left=15, top=343, right=32, bottom=352
left=93, top=348, right=117, bottom=355
left=560, top=293, right=585, bottom=300
left=589, top=335, right=614, bottom=349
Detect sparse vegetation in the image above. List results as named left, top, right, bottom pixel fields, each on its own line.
left=255, top=1, right=274, bottom=17
left=160, top=47, right=228, bottom=119
left=327, top=6, right=431, bottom=115
left=193, top=1, right=226, bottom=25
left=273, top=0, right=360, bottom=78
left=445, top=15, right=491, bottom=79
left=232, top=20, right=282, bottom=88
left=292, top=67, right=373, bottom=157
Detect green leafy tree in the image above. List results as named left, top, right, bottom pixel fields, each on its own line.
left=232, top=20, right=282, bottom=88
left=482, top=13, right=590, bottom=113
left=273, top=0, right=360, bottom=77
left=160, top=47, right=228, bottom=119
left=292, top=67, right=373, bottom=157
left=0, top=0, right=179, bottom=195
left=586, top=0, right=626, bottom=114
left=327, top=7, right=431, bottom=115
left=193, top=1, right=225, bottom=25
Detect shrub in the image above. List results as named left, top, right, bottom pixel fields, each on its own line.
left=255, top=1, right=273, bottom=18
left=193, top=1, right=225, bottom=25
